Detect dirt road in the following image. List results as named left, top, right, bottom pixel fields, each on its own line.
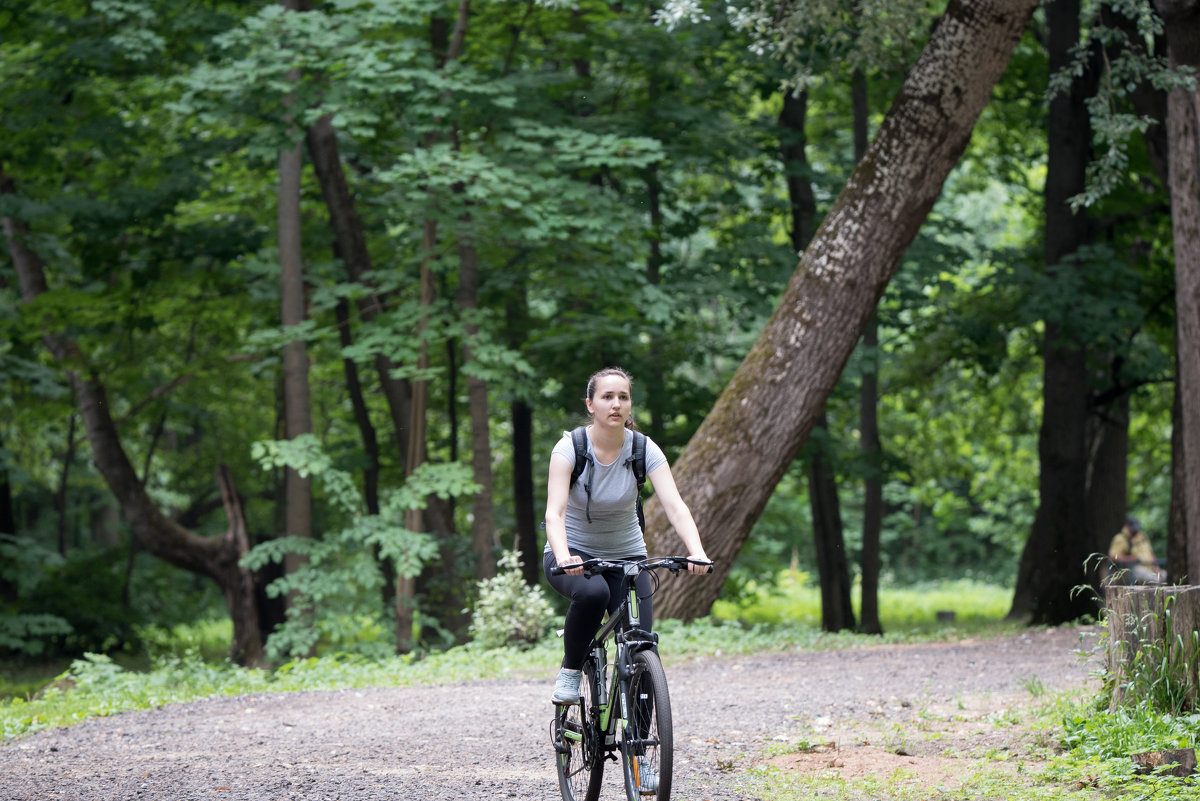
left=1, top=626, right=1099, bottom=801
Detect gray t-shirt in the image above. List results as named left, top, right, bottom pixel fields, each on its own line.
left=546, top=427, right=667, bottom=559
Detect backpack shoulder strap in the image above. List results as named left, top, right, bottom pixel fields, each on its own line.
left=629, top=431, right=647, bottom=487
left=569, top=426, right=589, bottom=489
left=628, top=431, right=647, bottom=533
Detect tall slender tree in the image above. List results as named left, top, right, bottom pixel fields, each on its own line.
left=278, top=0, right=314, bottom=600
left=1154, top=0, right=1200, bottom=583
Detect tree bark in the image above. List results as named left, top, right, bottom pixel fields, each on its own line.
left=646, top=0, right=1041, bottom=619
left=278, top=62, right=313, bottom=585
left=1009, top=0, right=1098, bottom=624
left=1154, top=0, right=1200, bottom=585
left=397, top=234, right=436, bottom=654
left=0, top=430, right=16, bottom=604
left=305, top=114, right=414, bottom=473
left=458, top=239, right=496, bottom=580
left=859, top=313, right=884, bottom=634
left=1085, top=392, right=1129, bottom=557
left=1105, top=583, right=1200, bottom=710
left=807, top=418, right=856, bottom=631
left=852, top=65, right=884, bottom=636
left=512, top=399, right=538, bottom=583
left=1170, top=357, right=1190, bottom=582
left=3, top=166, right=265, bottom=664
left=780, top=83, right=854, bottom=631
left=55, top=414, right=76, bottom=556
left=506, top=283, right=539, bottom=585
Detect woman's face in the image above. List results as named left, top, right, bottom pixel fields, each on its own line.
left=587, top=374, right=632, bottom=429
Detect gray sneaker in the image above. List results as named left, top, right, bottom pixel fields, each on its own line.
left=551, top=668, right=582, bottom=704
left=637, top=757, right=658, bottom=793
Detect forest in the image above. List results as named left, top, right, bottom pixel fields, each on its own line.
left=1, top=0, right=1198, bottom=668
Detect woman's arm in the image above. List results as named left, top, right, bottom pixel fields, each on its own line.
left=544, top=452, right=583, bottom=575
left=647, top=463, right=710, bottom=573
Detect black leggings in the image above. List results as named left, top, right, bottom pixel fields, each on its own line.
left=543, top=549, right=653, bottom=670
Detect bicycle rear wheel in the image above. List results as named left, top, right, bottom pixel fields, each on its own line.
left=620, top=649, right=672, bottom=801
left=554, top=659, right=604, bottom=801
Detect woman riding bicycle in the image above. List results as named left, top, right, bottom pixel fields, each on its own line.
left=543, top=366, right=709, bottom=706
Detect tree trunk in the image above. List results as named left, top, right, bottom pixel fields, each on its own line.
left=779, top=81, right=853, bottom=631
left=0, top=432, right=16, bottom=604
left=55, top=414, right=76, bottom=556
left=644, top=0, right=1040, bottom=620
left=459, top=239, right=496, bottom=581
left=1105, top=583, right=1200, bottom=710
left=1008, top=0, right=1097, bottom=625
left=278, top=64, right=313, bottom=583
left=506, top=284, right=539, bottom=585
left=1154, top=0, right=1200, bottom=585
left=807, top=417, right=856, bottom=631
left=1085, top=392, right=1129, bottom=557
left=851, top=65, right=884, bottom=636
left=1170, top=359, right=1190, bottom=582
left=305, top=113, right=414, bottom=474
left=859, top=313, right=884, bottom=634
left=512, top=399, right=538, bottom=583
left=397, top=235, right=436, bottom=654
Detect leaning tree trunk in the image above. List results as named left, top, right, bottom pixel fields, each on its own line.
left=1154, top=0, right=1200, bottom=585
left=645, top=0, right=1041, bottom=619
left=4, top=166, right=265, bottom=664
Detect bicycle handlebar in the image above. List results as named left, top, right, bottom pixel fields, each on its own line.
left=549, top=556, right=714, bottom=577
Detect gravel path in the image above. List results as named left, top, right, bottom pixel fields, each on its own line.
left=1, top=626, right=1100, bottom=801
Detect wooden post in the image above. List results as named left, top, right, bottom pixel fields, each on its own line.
left=1105, top=584, right=1200, bottom=711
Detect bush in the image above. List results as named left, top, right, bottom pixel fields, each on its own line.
left=469, top=550, right=556, bottom=650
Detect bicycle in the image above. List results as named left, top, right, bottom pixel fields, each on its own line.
left=549, top=556, right=713, bottom=801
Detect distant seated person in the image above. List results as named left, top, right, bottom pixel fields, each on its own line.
left=1108, top=516, right=1166, bottom=585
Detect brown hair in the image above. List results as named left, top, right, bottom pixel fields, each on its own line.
left=585, top=366, right=638, bottom=430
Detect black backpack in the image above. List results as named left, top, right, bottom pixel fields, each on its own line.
left=569, top=426, right=647, bottom=533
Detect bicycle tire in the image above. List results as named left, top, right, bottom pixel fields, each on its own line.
left=620, top=649, right=672, bottom=801
left=554, top=659, right=604, bottom=801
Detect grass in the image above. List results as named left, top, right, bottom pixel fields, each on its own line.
left=713, top=569, right=1016, bottom=633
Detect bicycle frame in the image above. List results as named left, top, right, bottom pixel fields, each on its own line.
left=586, top=563, right=659, bottom=747
left=551, top=556, right=712, bottom=801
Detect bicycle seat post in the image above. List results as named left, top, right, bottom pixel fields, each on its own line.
left=624, top=563, right=642, bottom=631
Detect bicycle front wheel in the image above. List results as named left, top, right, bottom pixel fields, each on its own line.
left=620, top=649, right=672, bottom=801
left=554, top=659, right=604, bottom=801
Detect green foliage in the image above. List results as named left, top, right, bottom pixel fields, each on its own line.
left=244, top=436, right=477, bottom=661
left=1050, top=0, right=1197, bottom=209
left=468, top=550, right=556, bottom=650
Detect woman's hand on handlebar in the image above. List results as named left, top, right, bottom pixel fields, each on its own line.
left=687, top=551, right=713, bottom=575
left=556, top=553, right=584, bottom=576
